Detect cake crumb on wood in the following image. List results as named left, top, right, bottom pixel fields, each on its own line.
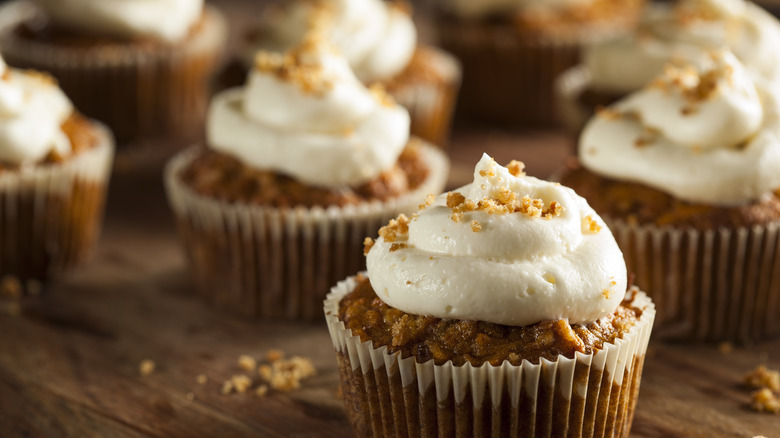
left=238, top=355, right=257, bottom=372
left=196, top=374, right=208, bottom=385
left=744, top=365, right=780, bottom=392
left=139, top=359, right=156, bottom=376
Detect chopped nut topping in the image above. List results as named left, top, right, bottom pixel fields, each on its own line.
left=745, top=365, right=780, bottom=392
left=238, top=355, right=257, bottom=372
left=418, top=193, right=435, bottom=210
left=451, top=212, right=463, bottom=223
left=596, top=106, right=622, bottom=120
left=253, top=34, right=337, bottom=96
left=139, top=359, right=156, bottom=377
left=602, top=289, right=611, bottom=300
left=446, top=192, right=466, bottom=208
left=389, top=243, right=408, bottom=252
left=363, top=237, right=375, bottom=256
left=582, top=215, right=602, bottom=234
left=378, top=214, right=410, bottom=243
left=506, top=160, right=526, bottom=177
left=471, top=220, right=482, bottom=232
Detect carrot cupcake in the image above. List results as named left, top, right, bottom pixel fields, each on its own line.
left=557, top=0, right=780, bottom=134
left=436, top=0, right=644, bottom=126
left=241, top=0, right=461, bottom=147
left=165, top=36, right=449, bottom=319
left=0, top=56, right=113, bottom=288
left=0, top=0, right=227, bottom=146
left=561, top=50, right=780, bottom=342
left=325, top=155, right=655, bottom=436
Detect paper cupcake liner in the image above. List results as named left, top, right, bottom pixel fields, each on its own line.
left=0, top=122, right=114, bottom=286
left=164, top=142, right=450, bottom=320
left=606, top=218, right=780, bottom=342
left=437, top=12, right=639, bottom=127
left=324, top=275, right=655, bottom=437
left=388, top=46, right=461, bottom=148
left=0, top=1, right=228, bottom=146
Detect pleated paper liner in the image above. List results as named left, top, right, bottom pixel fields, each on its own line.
left=0, top=1, right=228, bottom=146
left=437, top=4, right=642, bottom=127
left=0, top=122, right=114, bottom=288
left=164, top=141, right=449, bottom=320
left=606, top=218, right=780, bottom=342
left=388, top=46, right=461, bottom=149
left=325, top=275, right=655, bottom=438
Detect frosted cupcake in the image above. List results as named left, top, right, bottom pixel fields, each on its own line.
left=240, top=0, right=461, bottom=147
left=435, top=0, right=644, bottom=126
left=0, top=0, right=227, bottom=145
left=557, top=0, right=780, bottom=134
left=165, top=36, right=449, bottom=319
left=325, top=155, right=655, bottom=436
left=0, top=56, right=113, bottom=287
left=561, top=50, right=780, bottom=342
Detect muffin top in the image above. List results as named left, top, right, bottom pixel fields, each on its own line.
left=585, top=0, right=780, bottom=93
left=364, top=154, right=627, bottom=327
left=207, top=34, right=411, bottom=189
left=580, top=50, right=780, bottom=206
left=0, top=56, right=74, bottom=167
left=250, top=0, right=416, bottom=83
left=29, top=0, right=203, bottom=43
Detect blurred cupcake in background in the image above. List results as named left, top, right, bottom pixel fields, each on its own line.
left=0, top=0, right=227, bottom=148
left=0, top=56, right=114, bottom=289
left=435, top=0, right=644, bottom=127
left=561, top=50, right=780, bottom=342
left=556, top=0, right=780, bottom=135
left=326, top=155, right=655, bottom=436
left=165, top=35, right=449, bottom=319
left=239, top=0, right=461, bottom=148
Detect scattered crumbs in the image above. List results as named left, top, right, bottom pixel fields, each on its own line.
left=186, top=392, right=195, bottom=401
left=451, top=212, right=463, bottom=223
left=744, top=365, right=780, bottom=392
left=389, top=243, right=408, bottom=252
left=405, top=280, right=412, bottom=285
left=507, top=353, right=520, bottom=363
left=253, top=34, right=336, bottom=96
left=446, top=191, right=466, bottom=208
left=238, top=355, right=257, bottom=372
left=750, top=388, right=780, bottom=414
left=718, top=342, right=733, bottom=355
left=196, top=374, right=208, bottom=385
left=0, top=276, right=22, bottom=300
left=582, top=215, right=602, bottom=234
left=471, top=220, right=482, bottom=233
left=255, top=384, right=269, bottom=397
left=595, top=106, right=622, bottom=120
left=428, top=256, right=434, bottom=260
left=378, top=214, right=410, bottom=243
left=506, top=160, right=526, bottom=177
left=258, top=364, right=272, bottom=382
left=231, top=375, right=253, bottom=394
left=266, top=349, right=285, bottom=363
left=602, top=289, right=611, bottom=300
left=446, top=190, right=563, bottom=220
left=221, top=380, right=234, bottom=395
left=363, top=237, right=375, bottom=256
left=139, top=359, right=156, bottom=377
left=258, top=356, right=317, bottom=392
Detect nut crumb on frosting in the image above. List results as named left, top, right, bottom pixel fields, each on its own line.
left=389, top=243, right=408, bottom=252
left=471, top=220, right=482, bottom=232
left=363, top=237, right=375, bottom=255
left=583, top=215, right=602, bottom=234
left=253, top=34, right=336, bottom=96
left=506, top=160, right=526, bottom=177
left=378, top=214, right=410, bottom=243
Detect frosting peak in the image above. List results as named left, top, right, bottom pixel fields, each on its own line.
left=208, top=36, right=411, bottom=188
left=580, top=50, right=780, bottom=205
left=31, top=0, right=204, bottom=43
left=0, top=57, right=73, bottom=165
left=365, top=154, right=627, bottom=327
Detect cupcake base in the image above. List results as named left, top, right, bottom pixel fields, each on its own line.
left=164, top=142, right=449, bottom=320
left=325, top=276, right=655, bottom=437
left=0, top=1, right=228, bottom=146
left=0, top=121, right=114, bottom=286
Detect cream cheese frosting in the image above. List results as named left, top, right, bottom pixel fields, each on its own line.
left=442, top=0, right=595, bottom=19
left=0, top=57, right=73, bottom=166
left=208, top=37, right=410, bottom=188
left=365, top=154, right=627, bottom=327
left=580, top=50, right=780, bottom=206
left=31, top=0, right=204, bottom=43
left=585, top=0, right=780, bottom=92
left=252, top=0, right=417, bottom=83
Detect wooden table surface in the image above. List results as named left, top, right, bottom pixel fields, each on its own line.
left=2, top=1, right=780, bottom=437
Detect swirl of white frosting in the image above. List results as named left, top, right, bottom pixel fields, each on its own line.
left=255, top=0, right=417, bottom=82
left=442, top=0, right=595, bottom=19
left=366, top=154, right=627, bottom=327
left=31, top=0, right=204, bottom=43
left=0, top=57, right=73, bottom=165
left=208, top=38, right=410, bottom=188
left=580, top=50, right=780, bottom=206
left=586, top=0, right=780, bottom=92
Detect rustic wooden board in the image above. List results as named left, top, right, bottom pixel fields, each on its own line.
left=0, top=128, right=778, bottom=437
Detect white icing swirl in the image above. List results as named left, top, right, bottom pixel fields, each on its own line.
left=253, top=0, right=417, bottom=82
left=442, top=0, right=595, bottom=19
left=208, top=39, right=410, bottom=188
left=0, top=57, right=73, bottom=165
left=586, top=0, right=780, bottom=92
left=31, top=0, right=204, bottom=43
left=366, top=154, right=627, bottom=327
left=580, top=50, right=780, bottom=206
